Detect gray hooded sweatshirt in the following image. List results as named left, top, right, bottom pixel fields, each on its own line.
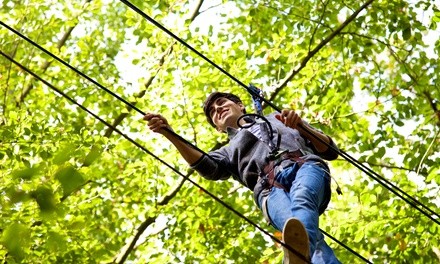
left=191, top=113, right=338, bottom=190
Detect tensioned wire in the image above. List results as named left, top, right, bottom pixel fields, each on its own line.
left=5, top=0, right=440, bottom=252
left=0, top=50, right=311, bottom=264
left=3, top=0, right=438, bottom=253
left=0, top=27, right=370, bottom=263
left=118, top=0, right=440, bottom=225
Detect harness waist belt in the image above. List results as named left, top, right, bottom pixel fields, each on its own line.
left=253, top=149, right=305, bottom=205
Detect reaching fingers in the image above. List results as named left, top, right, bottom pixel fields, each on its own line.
left=144, top=113, right=169, bottom=133
left=279, top=109, right=301, bottom=128
left=143, top=113, right=159, bottom=121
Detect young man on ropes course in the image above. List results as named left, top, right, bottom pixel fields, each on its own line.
left=144, top=91, right=341, bottom=264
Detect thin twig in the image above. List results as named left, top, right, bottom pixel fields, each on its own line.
left=114, top=172, right=189, bottom=263
left=259, top=1, right=332, bottom=30
left=268, top=0, right=375, bottom=102
left=2, top=42, right=19, bottom=116
left=15, top=4, right=87, bottom=106
left=115, top=216, right=155, bottom=264
left=309, top=0, right=330, bottom=52
left=104, top=0, right=204, bottom=138
left=416, top=129, right=439, bottom=176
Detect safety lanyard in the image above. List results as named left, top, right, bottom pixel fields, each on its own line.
left=248, top=84, right=283, bottom=158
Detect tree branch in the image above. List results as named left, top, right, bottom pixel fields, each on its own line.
left=103, top=0, right=205, bottom=138
left=157, top=172, right=189, bottom=206
left=423, top=90, right=440, bottom=126
left=15, top=0, right=91, bottom=106
left=416, top=129, right=439, bottom=176
left=259, top=1, right=332, bottom=30
left=339, top=31, right=408, bottom=51
left=2, top=42, right=19, bottom=117
left=111, top=3, right=205, bottom=262
left=174, top=62, right=199, bottom=145
left=113, top=172, right=190, bottom=263
left=387, top=45, right=440, bottom=127
left=268, top=0, right=375, bottom=102
left=103, top=45, right=173, bottom=138
left=115, top=216, right=155, bottom=264
left=309, top=0, right=330, bottom=53
left=350, top=159, right=428, bottom=177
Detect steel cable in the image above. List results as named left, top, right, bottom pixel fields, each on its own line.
left=117, top=1, right=440, bottom=225
left=0, top=50, right=318, bottom=263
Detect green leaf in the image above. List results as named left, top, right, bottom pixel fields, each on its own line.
left=426, top=168, right=439, bottom=182
left=55, top=166, right=85, bottom=196
left=353, top=229, right=364, bottom=243
left=402, top=27, right=411, bottom=40
left=394, top=119, right=404, bottom=127
left=433, top=11, right=440, bottom=22
left=376, top=147, right=386, bottom=158
left=31, top=186, right=57, bottom=212
left=46, top=231, right=67, bottom=251
left=52, top=144, right=75, bottom=165
left=12, top=167, right=39, bottom=180
left=6, top=188, right=30, bottom=203
left=1, top=223, right=30, bottom=261
left=69, top=216, right=86, bottom=230
left=83, top=145, right=102, bottom=166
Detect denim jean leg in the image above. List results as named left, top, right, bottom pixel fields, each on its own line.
left=257, top=164, right=301, bottom=232
left=288, top=162, right=330, bottom=254
left=259, top=187, right=292, bottom=231
left=312, top=231, right=342, bottom=264
left=258, top=162, right=340, bottom=263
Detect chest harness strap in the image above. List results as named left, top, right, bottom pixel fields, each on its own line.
left=248, top=84, right=306, bottom=224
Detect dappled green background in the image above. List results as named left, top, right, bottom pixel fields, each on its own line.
left=1, top=0, right=439, bottom=263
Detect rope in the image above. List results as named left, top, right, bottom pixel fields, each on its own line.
left=0, top=22, right=313, bottom=262
left=117, top=2, right=440, bottom=225
left=2, top=5, right=435, bottom=257
left=320, top=229, right=371, bottom=263
left=0, top=50, right=313, bottom=264
left=1, top=8, right=432, bottom=259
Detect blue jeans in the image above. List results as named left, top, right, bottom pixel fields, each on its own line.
left=258, top=161, right=341, bottom=264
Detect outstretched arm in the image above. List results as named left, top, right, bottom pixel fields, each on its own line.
left=275, top=109, right=337, bottom=157
left=144, top=113, right=203, bottom=165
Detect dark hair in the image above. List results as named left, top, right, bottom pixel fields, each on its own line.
left=203, top=92, right=244, bottom=127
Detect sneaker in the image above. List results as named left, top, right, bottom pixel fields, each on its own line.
left=282, top=218, right=310, bottom=264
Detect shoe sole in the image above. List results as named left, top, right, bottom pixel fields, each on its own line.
left=282, top=218, right=310, bottom=264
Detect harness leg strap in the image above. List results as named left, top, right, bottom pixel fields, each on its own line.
left=261, top=188, right=272, bottom=225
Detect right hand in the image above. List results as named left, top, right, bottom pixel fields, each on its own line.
left=143, top=113, right=172, bottom=134
left=275, top=109, right=304, bottom=130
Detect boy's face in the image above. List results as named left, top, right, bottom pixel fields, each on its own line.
left=208, top=97, right=245, bottom=132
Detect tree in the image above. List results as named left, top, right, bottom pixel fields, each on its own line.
left=1, top=0, right=439, bottom=263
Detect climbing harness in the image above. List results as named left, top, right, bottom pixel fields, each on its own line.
left=244, top=84, right=345, bottom=225
left=5, top=2, right=437, bottom=260
left=112, top=2, right=440, bottom=228
left=247, top=84, right=287, bottom=159
left=239, top=84, right=308, bottom=224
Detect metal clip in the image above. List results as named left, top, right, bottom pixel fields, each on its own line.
left=268, top=149, right=288, bottom=161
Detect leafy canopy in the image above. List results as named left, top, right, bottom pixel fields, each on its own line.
left=1, top=0, right=439, bottom=263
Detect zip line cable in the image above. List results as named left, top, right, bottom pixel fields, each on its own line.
left=0, top=13, right=433, bottom=259
left=0, top=50, right=317, bottom=264
left=0, top=35, right=370, bottom=262
left=118, top=1, right=440, bottom=225
left=0, top=24, right=312, bottom=263
left=2, top=7, right=436, bottom=257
